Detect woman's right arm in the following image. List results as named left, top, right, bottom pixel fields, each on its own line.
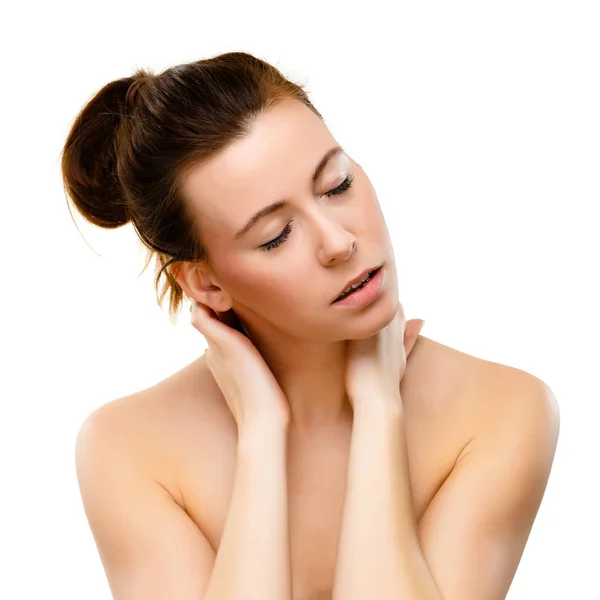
left=206, top=419, right=292, bottom=600
left=75, top=404, right=292, bottom=600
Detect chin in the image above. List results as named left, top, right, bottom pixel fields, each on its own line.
left=348, top=291, right=400, bottom=340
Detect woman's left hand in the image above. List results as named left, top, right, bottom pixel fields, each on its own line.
left=344, top=302, right=425, bottom=412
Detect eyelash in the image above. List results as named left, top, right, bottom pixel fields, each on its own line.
left=259, top=173, right=356, bottom=252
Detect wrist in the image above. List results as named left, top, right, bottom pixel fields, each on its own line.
left=350, top=388, right=404, bottom=419
left=237, top=415, right=289, bottom=455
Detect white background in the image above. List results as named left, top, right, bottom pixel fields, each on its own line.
left=1, top=1, right=598, bottom=598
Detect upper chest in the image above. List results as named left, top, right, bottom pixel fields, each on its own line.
left=136, top=338, right=481, bottom=600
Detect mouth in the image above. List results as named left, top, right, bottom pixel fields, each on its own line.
left=333, top=265, right=383, bottom=303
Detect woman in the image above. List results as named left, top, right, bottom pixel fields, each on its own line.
left=66, top=51, right=560, bottom=600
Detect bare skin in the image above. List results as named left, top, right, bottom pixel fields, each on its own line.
left=92, top=333, right=505, bottom=600
left=75, top=98, right=558, bottom=599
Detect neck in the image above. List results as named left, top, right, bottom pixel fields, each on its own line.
left=242, top=321, right=353, bottom=433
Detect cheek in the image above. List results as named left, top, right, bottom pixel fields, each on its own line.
left=365, top=183, right=384, bottom=215
left=365, top=190, right=389, bottom=233
left=250, top=271, right=297, bottom=304
left=243, top=269, right=312, bottom=317
left=353, top=173, right=385, bottom=224
left=219, top=260, right=295, bottom=306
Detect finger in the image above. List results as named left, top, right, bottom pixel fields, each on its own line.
left=410, top=319, right=425, bottom=339
left=190, top=301, right=221, bottom=340
left=191, top=302, right=248, bottom=348
left=404, top=319, right=424, bottom=358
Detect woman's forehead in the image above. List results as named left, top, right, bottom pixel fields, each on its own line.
left=182, top=101, right=346, bottom=230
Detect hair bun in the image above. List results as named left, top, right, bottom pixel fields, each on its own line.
left=61, top=75, right=142, bottom=229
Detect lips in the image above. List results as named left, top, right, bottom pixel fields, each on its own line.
left=334, top=265, right=381, bottom=302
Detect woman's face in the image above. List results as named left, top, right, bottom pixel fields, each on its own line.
left=181, top=98, right=399, bottom=342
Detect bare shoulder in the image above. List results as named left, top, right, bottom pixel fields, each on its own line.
left=74, top=356, right=221, bottom=598
left=76, top=353, right=228, bottom=508
left=407, top=334, right=560, bottom=441
left=408, top=339, right=559, bottom=599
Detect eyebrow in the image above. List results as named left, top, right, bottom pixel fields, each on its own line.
left=233, top=146, right=344, bottom=240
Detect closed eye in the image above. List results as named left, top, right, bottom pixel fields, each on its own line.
left=325, top=173, right=355, bottom=197
left=259, top=173, right=355, bottom=252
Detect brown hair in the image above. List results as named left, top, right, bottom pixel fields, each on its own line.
left=61, top=51, right=323, bottom=323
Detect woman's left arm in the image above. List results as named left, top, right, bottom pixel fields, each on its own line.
left=332, top=395, right=443, bottom=600
left=333, top=318, right=560, bottom=599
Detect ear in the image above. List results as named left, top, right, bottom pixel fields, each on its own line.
left=404, top=319, right=425, bottom=358
left=170, top=260, right=233, bottom=313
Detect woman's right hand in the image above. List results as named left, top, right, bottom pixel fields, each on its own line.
left=190, top=301, right=290, bottom=431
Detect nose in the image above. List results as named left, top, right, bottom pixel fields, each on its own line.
left=314, top=212, right=357, bottom=265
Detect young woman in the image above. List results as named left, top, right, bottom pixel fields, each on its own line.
left=66, top=51, right=560, bottom=600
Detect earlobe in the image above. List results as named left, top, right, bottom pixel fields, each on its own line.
left=189, top=287, right=232, bottom=315
left=204, top=294, right=233, bottom=314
